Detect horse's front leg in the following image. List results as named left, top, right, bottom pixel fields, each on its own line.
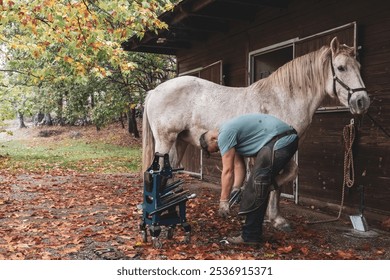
left=266, top=159, right=298, bottom=231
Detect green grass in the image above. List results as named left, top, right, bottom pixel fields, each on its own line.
left=0, top=139, right=141, bottom=174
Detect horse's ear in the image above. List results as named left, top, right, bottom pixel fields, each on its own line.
left=330, top=37, right=340, bottom=54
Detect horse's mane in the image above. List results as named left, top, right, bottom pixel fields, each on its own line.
left=251, top=46, right=332, bottom=97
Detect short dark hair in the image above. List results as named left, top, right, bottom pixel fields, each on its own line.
left=199, top=132, right=210, bottom=158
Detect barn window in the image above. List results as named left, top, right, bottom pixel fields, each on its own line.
left=249, top=39, right=296, bottom=84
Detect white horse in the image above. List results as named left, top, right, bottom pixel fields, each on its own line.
left=142, top=37, right=370, bottom=230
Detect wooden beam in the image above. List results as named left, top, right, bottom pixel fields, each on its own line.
left=171, top=17, right=229, bottom=34
left=164, top=0, right=218, bottom=25
left=216, top=0, right=288, bottom=8
left=164, top=29, right=209, bottom=42
left=184, top=9, right=255, bottom=22
left=131, top=46, right=177, bottom=55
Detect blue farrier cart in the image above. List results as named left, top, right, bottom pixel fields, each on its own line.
left=139, top=153, right=196, bottom=248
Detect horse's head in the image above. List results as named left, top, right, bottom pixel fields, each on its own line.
left=325, top=37, right=370, bottom=115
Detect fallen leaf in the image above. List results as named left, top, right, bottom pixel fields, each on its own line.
left=382, top=218, right=390, bottom=230
left=337, top=250, right=355, bottom=259
left=62, top=245, right=82, bottom=254
left=300, top=246, right=309, bottom=256
left=277, top=245, right=293, bottom=254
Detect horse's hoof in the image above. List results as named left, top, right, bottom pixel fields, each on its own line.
left=274, top=223, right=292, bottom=232
left=272, top=217, right=292, bottom=232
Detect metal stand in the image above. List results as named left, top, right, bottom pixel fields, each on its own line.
left=140, top=153, right=196, bottom=248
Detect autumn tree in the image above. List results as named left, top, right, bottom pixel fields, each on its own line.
left=0, top=0, right=176, bottom=134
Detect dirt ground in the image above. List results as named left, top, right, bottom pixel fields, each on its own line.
left=0, top=121, right=389, bottom=260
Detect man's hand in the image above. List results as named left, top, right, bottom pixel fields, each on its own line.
left=218, top=200, right=230, bottom=218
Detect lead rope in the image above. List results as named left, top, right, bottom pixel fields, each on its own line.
left=307, top=119, right=355, bottom=224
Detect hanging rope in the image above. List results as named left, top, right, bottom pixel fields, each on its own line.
left=307, top=119, right=356, bottom=224
left=343, top=119, right=356, bottom=188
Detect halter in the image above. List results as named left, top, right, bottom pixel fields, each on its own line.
left=330, top=56, right=367, bottom=103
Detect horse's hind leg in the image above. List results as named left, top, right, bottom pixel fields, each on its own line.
left=266, top=159, right=298, bottom=231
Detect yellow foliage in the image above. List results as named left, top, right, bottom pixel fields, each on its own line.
left=63, top=56, right=74, bottom=63
left=43, top=0, right=55, bottom=7
left=0, top=0, right=174, bottom=80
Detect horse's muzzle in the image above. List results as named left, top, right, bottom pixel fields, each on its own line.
left=349, top=92, right=371, bottom=115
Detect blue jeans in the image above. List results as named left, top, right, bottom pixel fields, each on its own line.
left=242, top=135, right=298, bottom=242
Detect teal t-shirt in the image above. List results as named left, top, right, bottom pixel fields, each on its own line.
left=218, top=113, right=297, bottom=156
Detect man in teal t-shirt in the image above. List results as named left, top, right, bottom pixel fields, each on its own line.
left=199, top=113, right=298, bottom=244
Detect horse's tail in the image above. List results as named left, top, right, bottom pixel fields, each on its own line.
left=142, top=97, right=154, bottom=172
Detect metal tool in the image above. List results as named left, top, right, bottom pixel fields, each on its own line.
left=229, top=188, right=242, bottom=208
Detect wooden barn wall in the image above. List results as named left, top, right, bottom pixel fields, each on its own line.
left=176, top=0, right=390, bottom=216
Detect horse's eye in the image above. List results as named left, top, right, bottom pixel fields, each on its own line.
left=337, top=66, right=346, bottom=72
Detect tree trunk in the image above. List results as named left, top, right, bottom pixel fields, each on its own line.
left=127, top=108, right=140, bottom=138
left=57, top=96, right=65, bottom=126
left=42, top=113, right=53, bottom=126
left=119, top=113, right=125, bottom=129
left=17, top=112, right=27, bottom=128
left=34, top=112, right=44, bottom=126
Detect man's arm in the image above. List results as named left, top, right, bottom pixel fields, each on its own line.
left=220, top=147, right=236, bottom=202
left=233, top=153, right=246, bottom=188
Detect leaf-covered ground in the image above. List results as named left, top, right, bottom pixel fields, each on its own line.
left=1, top=171, right=389, bottom=260
left=0, top=122, right=389, bottom=260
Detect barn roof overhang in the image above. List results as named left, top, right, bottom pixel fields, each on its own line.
left=122, top=0, right=289, bottom=55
